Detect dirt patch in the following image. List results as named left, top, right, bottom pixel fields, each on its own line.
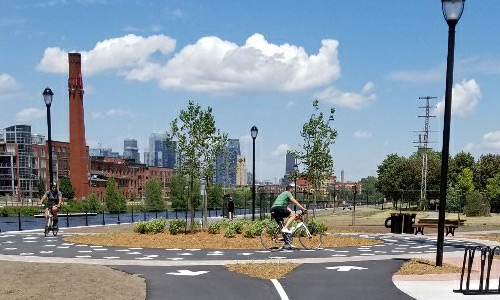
left=226, top=263, right=300, bottom=279
left=395, top=259, right=465, bottom=275
left=64, top=232, right=381, bottom=249
left=0, top=261, right=145, bottom=300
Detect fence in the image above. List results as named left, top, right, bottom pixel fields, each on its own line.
left=454, top=246, right=500, bottom=295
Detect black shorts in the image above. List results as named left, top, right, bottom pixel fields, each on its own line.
left=270, top=206, right=290, bottom=224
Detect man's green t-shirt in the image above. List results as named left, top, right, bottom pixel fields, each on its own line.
left=272, top=191, right=293, bottom=208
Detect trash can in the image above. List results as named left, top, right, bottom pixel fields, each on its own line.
left=384, top=213, right=403, bottom=234
left=402, top=213, right=416, bottom=234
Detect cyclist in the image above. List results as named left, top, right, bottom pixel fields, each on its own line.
left=38, top=182, right=62, bottom=230
left=271, top=184, right=307, bottom=234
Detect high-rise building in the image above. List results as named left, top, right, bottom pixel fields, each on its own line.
left=148, top=133, right=176, bottom=168
left=123, top=138, right=140, bottom=163
left=285, top=152, right=296, bottom=176
left=215, top=139, right=240, bottom=186
left=143, top=151, right=150, bottom=166
left=236, top=155, right=246, bottom=186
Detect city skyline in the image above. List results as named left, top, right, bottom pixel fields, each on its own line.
left=1, top=1, right=499, bottom=182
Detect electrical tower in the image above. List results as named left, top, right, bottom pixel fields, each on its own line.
left=414, top=96, right=437, bottom=204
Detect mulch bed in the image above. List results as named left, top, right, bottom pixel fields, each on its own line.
left=226, top=263, right=300, bottom=279
left=395, top=259, right=466, bottom=275
left=64, top=232, right=381, bottom=249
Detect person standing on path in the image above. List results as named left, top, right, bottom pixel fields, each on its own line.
left=228, top=197, right=235, bottom=220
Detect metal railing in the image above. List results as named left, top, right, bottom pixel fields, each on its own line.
left=454, top=246, right=500, bottom=295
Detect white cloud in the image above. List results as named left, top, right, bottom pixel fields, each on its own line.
left=91, top=109, right=131, bottom=120
left=354, top=130, right=372, bottom=138
left=122, top=25, right=162, bottom=33
left=38, top=33, right=341, bottom=94
left=436, top=79, right=481, bottom=118
left=37, top=34, right=176, bottom=76
left=272, top=143, right=289, bottom=156
left=0, top=73, right=22, bottom=99
left=16, top=108, right=45, bottom=121
left=90, top=112, right=104, bottom=120
left=315, top=81, right=376, bottom=110
left=483, top=131, right=500, bottom=150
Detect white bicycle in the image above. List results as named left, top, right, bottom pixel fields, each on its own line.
left=260, top=210, right=323, bottom=251
left=42, top=205, right=59, bottom=237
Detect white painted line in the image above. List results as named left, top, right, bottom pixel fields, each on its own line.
left=271, top=279, right=289, bottom=300
left=43, top=245, right=56, bottom=247
left=178, top=253, right=193, bottom=256
left=135, top=257, right=153, bottom=260
left=40, top=251, right=53, bottom=254
left=57, top=246, right=69, bottom=249
left=326, top=266, right=368, bottom=272
left=23, top=241, right=37, bottom=243
left=186, top=249, right=201, bottom=251
left=3, top=241, right=14, bottom=244
left=90, top=246, right=103, bottom=248
left=104, top=257, right=120, bottom=259
left=20, top=253, right=34, bottom=256
left=78, top=250, right=92, bottom=253
left=126, top=252, right=142, bottom=255
left=129, top=247, right=143, bottom=250
left=331, top=254, right=347, bottom=257
left=75, top=255, right=92, bottom=258
left=270, top=257, right=287, bottom=259
left=75, top=245, right=88, bottom=247
left=23, top=237, right=38, bottom=240
left=116, top=249, right=130, bottom=252
left=93, top=249, right=108, bottom=251
left=4, top=248, right=17, bottom=250
left=166, top=270, right=210, bottom=276
left=165, top=248, right=183, bottom=251
left=360, top=254, right=375, bottom=256
left=166, top=258, right=184, bottom=261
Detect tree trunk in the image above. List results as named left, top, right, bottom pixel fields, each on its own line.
left=189, top=177, right=195, bottom=234
left=203, top=177, right=209, bottom=229
left=312, top=183, right=318, bottom=218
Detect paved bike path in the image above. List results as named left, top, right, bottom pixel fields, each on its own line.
left=114, top=260, right=411, bottom=300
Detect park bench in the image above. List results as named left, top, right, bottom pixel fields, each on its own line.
left=412, top=218, right=466, bottom=236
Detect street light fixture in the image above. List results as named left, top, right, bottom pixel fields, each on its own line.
left=42, top=87, right=54, bottom=187
left=251, top=126, right=258, bottom=221
left=437, top=0, right=465, bottom=267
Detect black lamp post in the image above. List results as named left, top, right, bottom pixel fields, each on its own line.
left=437, top=0, right=465, bottom=267
left=251, top=126, right=258, bottom=221
left=294, top=163, right=298, bottom=211
left=43, top=88, right=54, bottom=187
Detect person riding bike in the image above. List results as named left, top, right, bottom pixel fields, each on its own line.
left=38, top=182, right=62, bottom=230
left=271, top=184, right=307, bottom=236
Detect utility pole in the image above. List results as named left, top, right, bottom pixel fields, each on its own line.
left=414, top=96, right=437, bottom=207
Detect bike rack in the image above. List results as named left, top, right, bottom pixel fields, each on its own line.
left=454, top=245, right=500, bottom=295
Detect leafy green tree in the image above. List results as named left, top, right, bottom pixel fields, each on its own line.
left=59, top=178, right=75, bottom=200
left=105, top=177, right=126, bottom=213
left=145, top=179, right=165, bottom=212
left=446, top=184, right=461, bottom=212
left=474, top=154, right=500, bottom=190
left=85, top=193, right=102, bottom=212
left=458, top=168, right=475, bottom=195
left=167, top=101, right=221, bottom=231
left=464, top=190, right=490, bottom=217
left=290, top=100, right=337, bottom=217
left=486, top=174, right=500, bottom=211
left=449, top=151, right=475, bottom=186
left=376, top=153, right=407, bottom=206
left=360, top=176, right=383, bottom=204
left=207, top=183, right=224, bottom=209
left=170, top=173, right=188, bottom=210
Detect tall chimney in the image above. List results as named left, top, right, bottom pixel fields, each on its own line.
left=68, top=53, right=89, bottom=199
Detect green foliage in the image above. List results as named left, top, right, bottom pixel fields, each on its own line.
left=145, top=179, right=165, bottom=211
left=289, top=100, right=337, bottom=215
left=474, top=154, right=500, bottom=190
left=449, top=152, right=475, bottom=186
left=105, top=177, right=126, bottom=213
left=445, top=184, right=462, bottom=212
left=170, top=173, right=188, bottom=210
left=59, top=178, right=75, bottom=200
left=146, top=218, right=167, bottom=233
left=306, top=218, right=328, bottom=234
left=486, top=174, right=500, bottom=201
left=242, top=220, right=271, bottom=238
left=169, top=219, right=187, bottom=235
left=458, top=168, right=475, bottom=194
left=208, top=183, right=224, bottom=208
left=208, top=220, right=229, bottom=234
left=464, top=191, right=490, bottom=217
left=0, top=206, right=41, bottom=217
left=359, top=176, right=383, bottom=204
left=223, top=224, right=237, bottom=238
left=134, top=221, right=148, bottom=234
left=85, top=193, right=102, bottom=212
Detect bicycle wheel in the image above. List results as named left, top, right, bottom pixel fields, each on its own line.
left=260, top=225, right=285, bottom=251
left=298, top=227, right=323, bottom=249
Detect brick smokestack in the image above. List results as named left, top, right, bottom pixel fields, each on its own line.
left=68, top=53, right=89, bottom=199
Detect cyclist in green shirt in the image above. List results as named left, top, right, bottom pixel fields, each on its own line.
left=271, top=184, right=307, bottom=234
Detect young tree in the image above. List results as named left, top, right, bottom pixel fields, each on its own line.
left=167, top=101, right=224, bottom=231
left=170, top=173, right=188, bottom=210
left=59, top=178, right=75, bottom=200
left=376, top=153, right=407, bottom=207
left=458, top=168, right=475, bottom=195
left=207, top=183, right=224, bottom=209
left=145, top=179, right=165, bottom=212
left=290, top=100, right=337, bottom=217
left=105, top=177, right=126, bottom=213
left=474, top=154, right=500, bottom=190
left=37, top=178, right=46, bottom=199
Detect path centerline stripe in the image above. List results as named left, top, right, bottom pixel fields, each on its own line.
left=271, top=279, right=289, bottom=300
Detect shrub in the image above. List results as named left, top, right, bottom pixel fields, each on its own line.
left=242, top=220, right=271, bottom=238
left=208, top=221, right=223, bottom=234
left=146, top=218, right=167, bottom=233
left=464, top=191, right=490, bottom=217
left=232, top=220, right=247, bottom=234
left=224, top=225, right=236, bottom=238
left=134, top=221, right=148, bottom=234
left=169, top=219, right=187, bottom=235
left=85, top=193, right=102, bottom=212
left=306, top=218, right=328, bottom=234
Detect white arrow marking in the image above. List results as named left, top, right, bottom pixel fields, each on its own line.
left=166, top=270, right=209, bottom=276
left=326, top=266, right=368, bottom=272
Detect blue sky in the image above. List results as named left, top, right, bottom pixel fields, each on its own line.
left=1, top=0, right=499, bottom=182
